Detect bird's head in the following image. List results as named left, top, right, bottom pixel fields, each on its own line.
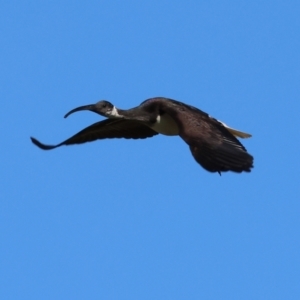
left=64, top=100, right=121, bottom=119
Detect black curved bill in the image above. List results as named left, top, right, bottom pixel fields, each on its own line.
left=64, top=104, right=95, bottom=118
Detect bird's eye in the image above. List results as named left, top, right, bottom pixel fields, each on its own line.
left=102, top=103, right=107, bottom=108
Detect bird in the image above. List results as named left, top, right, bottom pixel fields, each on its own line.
left=31, top=97, right=254, bottom=174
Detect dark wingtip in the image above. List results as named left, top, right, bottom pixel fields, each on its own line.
left=30, top=137, right=58, bottom=150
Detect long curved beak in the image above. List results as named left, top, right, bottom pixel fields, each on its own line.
left=64, top=104, right=96, bottom=118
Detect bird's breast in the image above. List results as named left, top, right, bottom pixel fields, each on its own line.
left=150, top=114, right=179, bottom=136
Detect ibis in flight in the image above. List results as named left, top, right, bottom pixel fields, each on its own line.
left=31, top=97, right=254, bottom=174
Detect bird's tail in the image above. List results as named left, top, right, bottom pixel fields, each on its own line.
left=217, top=120, right=252, bottom=138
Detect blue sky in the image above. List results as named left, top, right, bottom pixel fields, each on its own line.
left=1, top=1, right=299, bottom=299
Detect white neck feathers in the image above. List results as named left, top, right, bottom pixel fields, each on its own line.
left=110, top=106, right=121, bottom=118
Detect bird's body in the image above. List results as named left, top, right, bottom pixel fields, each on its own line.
left=31, top=97, right=254, bottom=174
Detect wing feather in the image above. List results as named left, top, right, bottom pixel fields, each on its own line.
left=31, top=119, right=158, bottom=150
left=188, top=122, right=253, bottom=173
left=155, top=99, right=253, bottom=173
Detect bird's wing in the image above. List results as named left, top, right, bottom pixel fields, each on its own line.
left=31, top=119, right=158, bottom=150
left=153, top=98, right=253, bottom=173
left=185, top=118, right=253, bottom=173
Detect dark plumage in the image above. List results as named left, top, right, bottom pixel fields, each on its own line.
left=31, top=97, right=254, bottom=174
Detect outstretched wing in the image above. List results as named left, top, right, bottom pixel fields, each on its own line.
left=31, top=119, right=158, bottom=150
left=187, top=120, right=253, bottom=173
left=154, top=98, right=253, bottom=173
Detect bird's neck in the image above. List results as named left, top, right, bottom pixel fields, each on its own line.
left=108, top=107, right=153, bottom=123
left=109, top=106, right=122, bottom=118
